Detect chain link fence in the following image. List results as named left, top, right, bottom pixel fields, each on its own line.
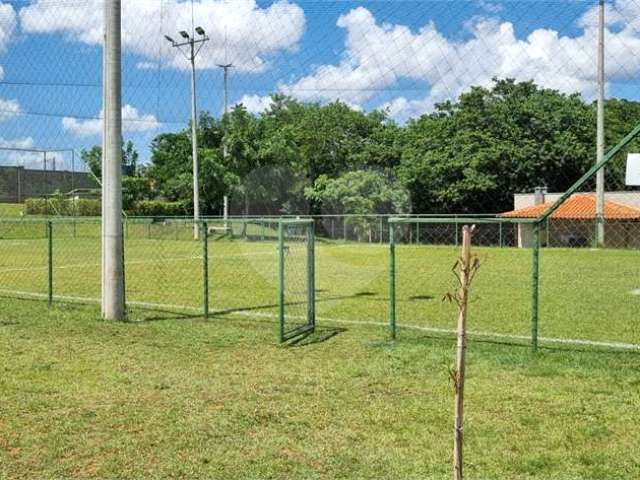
left=0, top=211, right=638, bottom=348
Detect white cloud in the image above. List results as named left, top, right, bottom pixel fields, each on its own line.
left=0, top=1, right=16, bottom=53
left=0, top=137, right=70, bottom=169
left=0, top=97, right=20, bottom=121
left=234, top=94, right=274, bottom=114
left=0, top=2, right=14, bottom=85
left=477, top=0, right=504, bottom=14
left=0, top=136, right=38, bottom=167
left=0, top=136, right=34, bottom=150
left=379, top=97, right=436, bottom=124
left=281, top=2, right=640, bottom=120
left=19, top=0, right=305, bottom=73
left=0, top=4, right=21, bottom=123
left=62, top=104, right=159, bottom=137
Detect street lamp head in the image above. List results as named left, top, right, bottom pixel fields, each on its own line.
left=179, top=30, right=190, bottom=39
left=195, top=26, right=205, bottom=36
left=164, top=35, right=175, bottom=44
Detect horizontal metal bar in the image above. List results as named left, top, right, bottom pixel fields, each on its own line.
left=278, top=218, right=314, bottom=226
left=537, top=121, right=640, bottom=224
left=388, top=217, right=538, bottom=225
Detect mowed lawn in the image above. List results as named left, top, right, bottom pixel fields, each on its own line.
left=0, top=220, right=638, bottom=346
left=0, top=297, right=639, bottom=479
left=0, top=203, right=24, bottom=217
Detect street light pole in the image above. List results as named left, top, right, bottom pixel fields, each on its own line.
left=165, top=28, right=209, bottom=239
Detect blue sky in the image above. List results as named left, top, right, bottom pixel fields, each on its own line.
left=1, top=0, right=639, bottom=168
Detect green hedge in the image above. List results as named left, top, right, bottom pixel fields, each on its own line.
left=25, top=198, right=101, bottom=216
left=24, top=197, right=188, bottom=217
left=127, top=200, right=188, bottom=217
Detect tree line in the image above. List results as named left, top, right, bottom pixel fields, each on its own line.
left=82, top=78, right=640, bottom=216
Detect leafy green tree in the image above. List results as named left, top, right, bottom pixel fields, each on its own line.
left=80, top=145, right=102, bottom=180
left=305, top=170, right=410, bottom=240
left=602, top=98, right=640, bottom=190
left=399, top=79, right=595, bottom=213
left=147, top=112, right=234, bottom=215
left=80, top=140, right=141, bottom=179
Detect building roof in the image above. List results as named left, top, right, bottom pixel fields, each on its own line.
left=500, top=194, right=640, bottom=220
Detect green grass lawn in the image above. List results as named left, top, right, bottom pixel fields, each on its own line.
left=0, top=203, right=24, bottom=217
left=0, top=219, right=638, bottom=346
left=0, top=297, right=639, bottom=479
left=1, top=220, right=639, bottom=478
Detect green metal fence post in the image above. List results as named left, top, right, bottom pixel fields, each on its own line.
left=546, top=217, right=550, bottom=247
left=307, top=222, right=315, bottom=329
left=389, top=222, right=397, bottom=340
left=202, top=221, right=209, bottom=319
left=379, top=217, right=383, bottom=244
left=455, top=216, right=459, bottom=246
left=531, top=222, right=540, bottom=352
left=416, top=222, right=420, bottom=244
left=278, top=221, right=285, bottom=342
left=498, top=222, right=503, bottom=248
left=47, top=221, right=53, bottom=307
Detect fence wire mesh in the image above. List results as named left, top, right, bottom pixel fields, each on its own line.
left=278, top=219, right=314, bottom=341
left=391, top=219, right=534, bottom=343
left=3, top=0, right=640, bottom=220
left=0, top=0, right=640, bottom=350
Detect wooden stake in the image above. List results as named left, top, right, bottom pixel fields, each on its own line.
left=452, top=225, right=476, bottom=480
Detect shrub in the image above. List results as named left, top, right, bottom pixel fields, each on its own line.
left=127, top=200, right=187, bottom=217
left=25, top=197, right=101, bottom=216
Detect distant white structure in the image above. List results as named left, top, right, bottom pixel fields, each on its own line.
left=502, top=189, right=640, bottom=249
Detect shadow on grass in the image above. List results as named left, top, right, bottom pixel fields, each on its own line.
left=285, top=326, right=348, bottom=347
left=408, top=295, right=435, bottom=301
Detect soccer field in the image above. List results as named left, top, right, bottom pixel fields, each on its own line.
left=0, top=220, right=638, bottom=348
left=1, top=221, right=639, bottom=478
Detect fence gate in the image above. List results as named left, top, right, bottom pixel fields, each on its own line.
left=278, top=219, right=315, bottom=342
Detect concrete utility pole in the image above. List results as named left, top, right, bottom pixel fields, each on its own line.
left=596, top=0, right=606, bottom=247
left=165, top=27, right=209, bottom=239
left=217, top=63, right=233, bottom=116
left=102, top=0, right=125, bottom=320
left=217, top=62, right=233, bottom=172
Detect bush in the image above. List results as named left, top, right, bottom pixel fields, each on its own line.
left=127, top=200, right=187, bottom=217
left=24, top=197, right=186, bottom=217
left=25, top=197, right=101, bottom=216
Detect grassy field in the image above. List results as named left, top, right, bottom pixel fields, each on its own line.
left=1, top=296, right=639, bottom=479
left=0, top=203, right=24, bottom=217
left=0, top=219, right=638, bottom=346
left=1, top=220, right=639, bottom=478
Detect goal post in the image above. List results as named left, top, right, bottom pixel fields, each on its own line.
left=278, top=218, right=315, bottom=343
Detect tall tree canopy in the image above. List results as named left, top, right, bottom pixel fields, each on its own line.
left=399, top=79, right=596, bottom=213
left=138, top=78, right=638, bottom=216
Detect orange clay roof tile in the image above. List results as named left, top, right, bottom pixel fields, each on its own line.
left=500, top=194, right=640, bottom=220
